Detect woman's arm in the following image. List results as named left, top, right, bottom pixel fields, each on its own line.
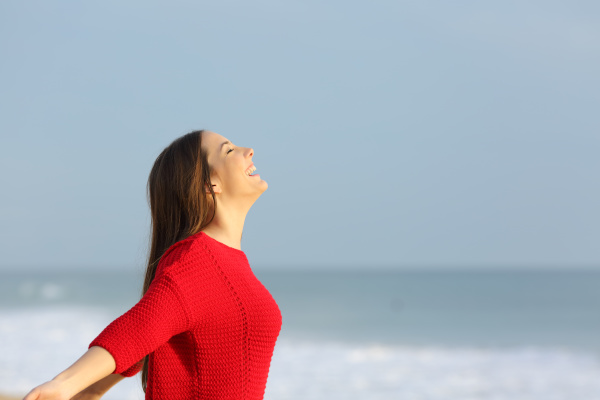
left=22, top=346, right=116, bottom=400
left=70, top=374, right=125, bottom=400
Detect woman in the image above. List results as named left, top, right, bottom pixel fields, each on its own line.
left=23, top=130, right=282, bottom=400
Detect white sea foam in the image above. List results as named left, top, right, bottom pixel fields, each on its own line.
left=1, top=307, right=599, bottom=400
left=267, top=340, right=600, bottom=400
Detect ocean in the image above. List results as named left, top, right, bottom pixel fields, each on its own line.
left=1, top=267, right=599, bottom=399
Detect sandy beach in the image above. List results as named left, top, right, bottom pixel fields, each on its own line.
left=0, top=394, right=22, bottom=400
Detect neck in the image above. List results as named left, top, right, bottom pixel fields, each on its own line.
left=201, top=200, right=250, bottom=251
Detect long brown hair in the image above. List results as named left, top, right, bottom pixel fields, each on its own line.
left=140, top=129, right=216, bottom=392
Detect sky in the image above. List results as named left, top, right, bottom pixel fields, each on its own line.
left=1, top=0, right=599, bottom=272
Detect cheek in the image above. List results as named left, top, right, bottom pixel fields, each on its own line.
left=227, top=164, right=245, bottom=182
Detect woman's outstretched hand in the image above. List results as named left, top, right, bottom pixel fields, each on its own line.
left=22, top=346, right=116, bottom=400
left=22, top=380, right=104, bottom=400
left=22, top=380, right=68, bottom=400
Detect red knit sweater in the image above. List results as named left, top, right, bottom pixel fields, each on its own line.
left=89, top=231, right=282, bottom=399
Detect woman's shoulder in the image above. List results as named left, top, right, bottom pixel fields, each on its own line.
left=156, top=232, right=212, bottom=276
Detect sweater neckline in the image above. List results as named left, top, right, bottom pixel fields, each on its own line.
left=198, top=231, right=246, bottom=256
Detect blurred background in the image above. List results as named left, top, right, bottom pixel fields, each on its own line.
left=1, top=1, right=599, bottom=399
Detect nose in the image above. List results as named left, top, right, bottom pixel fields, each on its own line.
left=247, top=147, right=254, bottom=157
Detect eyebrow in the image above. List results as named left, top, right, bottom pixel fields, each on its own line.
left=220, top=141, right=231, bottom=152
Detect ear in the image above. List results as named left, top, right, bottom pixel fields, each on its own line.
left=205, top=183, right=222, bottom=194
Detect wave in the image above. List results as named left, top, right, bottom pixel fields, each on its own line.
left=2, top=306, right=599, bottom=400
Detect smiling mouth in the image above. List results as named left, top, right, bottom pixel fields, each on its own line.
left=245, top=164, right=257, bottom=176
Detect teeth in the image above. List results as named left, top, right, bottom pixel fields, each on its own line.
left=245, top=166, right=256, bottom=176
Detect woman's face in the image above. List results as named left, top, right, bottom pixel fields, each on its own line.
left=202, top=130, right=268, bottom=199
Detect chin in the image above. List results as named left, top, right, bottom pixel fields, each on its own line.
left=255, top=177, right=267, bottom=188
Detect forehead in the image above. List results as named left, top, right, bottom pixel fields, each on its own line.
left=202, top=131, right=229, bottom=152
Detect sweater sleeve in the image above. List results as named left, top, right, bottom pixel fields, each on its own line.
left=88, top=266, right=194, bottom=375
left=119, top=359, right=143, bottom=377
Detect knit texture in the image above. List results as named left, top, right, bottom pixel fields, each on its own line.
left=89, top=231, right=282, bottom=400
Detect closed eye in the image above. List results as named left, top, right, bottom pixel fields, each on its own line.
left=227, top=148, right=234, bottom=154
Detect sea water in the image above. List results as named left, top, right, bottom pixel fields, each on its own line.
left=1, top=268, right=599, bottom=399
